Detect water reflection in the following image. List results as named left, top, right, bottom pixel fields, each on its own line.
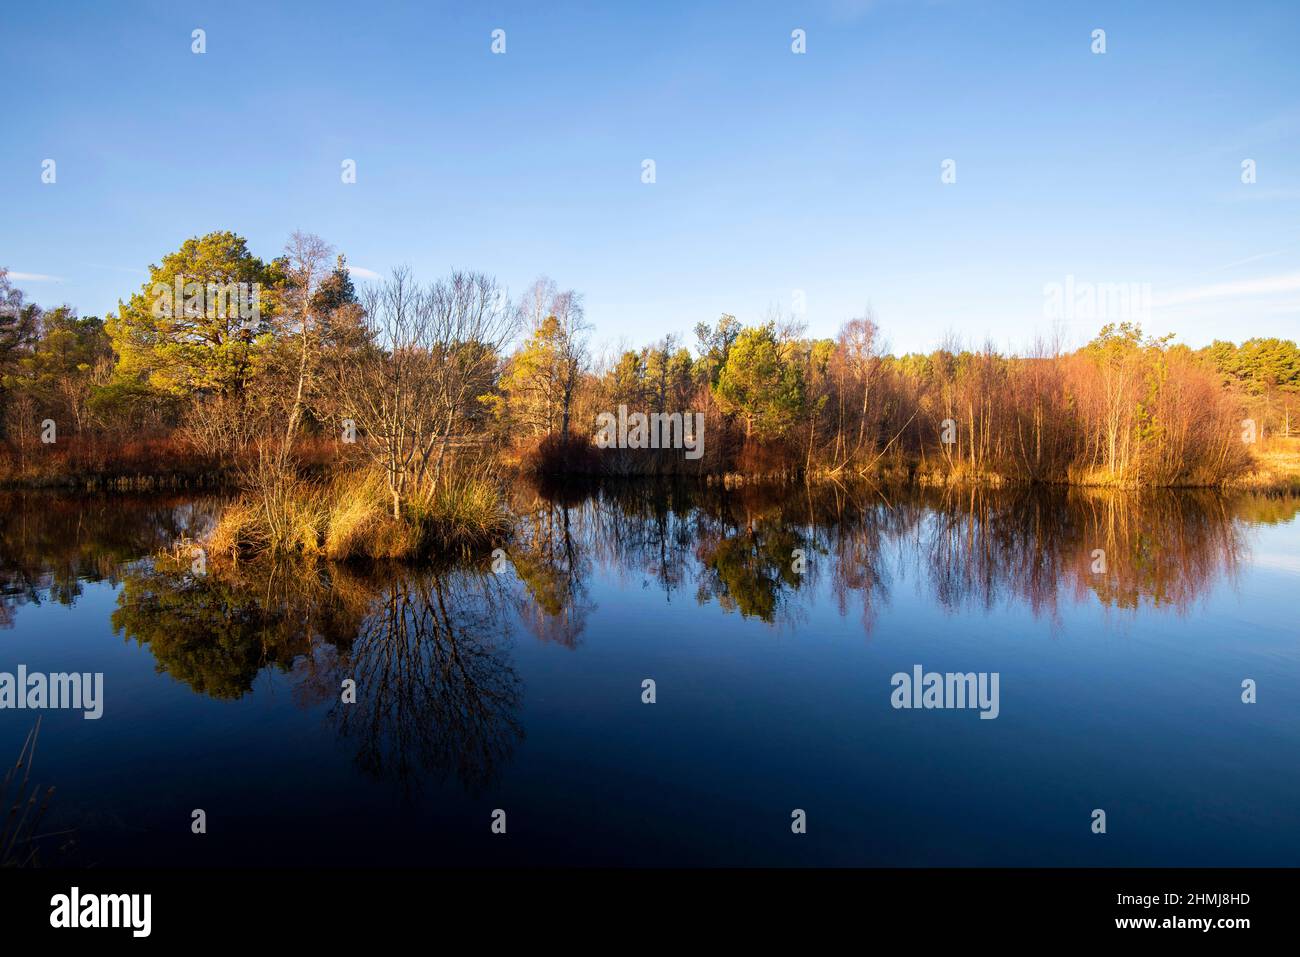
left=0, top=492, right=220, bottom=625
left=1, top=484, right=1295, bottom=793
left=509, top=481, right=1278, bottom=627
left=918, top=486, right=1250, bottom=618
left=510, top=485, right=596, bottom=648
left=112, top=556, right=522, bottom=793
left=319, top=570, right=522, bottom=793
left=112, top=556, right=367, bottom=700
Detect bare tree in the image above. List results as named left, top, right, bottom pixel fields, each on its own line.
left=425, top=271, right=517, bottom=490
left=838, top=308, right=881, bottom=457
left=276, top=231, right=334, bottom=460
left=332, top=267, right=515, bottom=517
left=333, top=268, right=434, bottom=517
left=549, top=287, right=590, bottom=440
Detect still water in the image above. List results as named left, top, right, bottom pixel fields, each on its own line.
left=2, top=482, right=1298, bottom=867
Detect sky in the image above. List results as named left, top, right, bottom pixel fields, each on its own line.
left=2, top=0, right=1298, bottom=356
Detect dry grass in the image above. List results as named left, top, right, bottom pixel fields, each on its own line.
left=408, top=472, right=512, bottom=554
left=210, top=467, right=509, bottom=561
left=322, top=474, right=386, bottom=559
left=0, top=434, right=223, bottom=489
left=211, top=461, right=329, bottom=557
left=322, top=472, right=422, bottom=559
left=1235, top=437, right=1300, bottom=493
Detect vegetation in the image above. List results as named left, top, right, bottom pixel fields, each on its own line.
left=2, top=719, right=68, bottom=867
left=3, top=483, right=1299, bottom=705
left=104, top=547, right=523, bottom=791
left=3, top=235, right=1300, bottom=560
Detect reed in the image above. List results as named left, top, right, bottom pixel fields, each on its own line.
left=1, top=718, right=63, bottom=868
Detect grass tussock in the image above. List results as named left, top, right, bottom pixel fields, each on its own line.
left=210, top=467, right=510, bottom=561
left=408, top=473, right=512, bottom=553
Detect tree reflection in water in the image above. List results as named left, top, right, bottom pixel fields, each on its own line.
left=508, top=482, right=596, bottom=648
left=518, top=480, right=1281, bottom=630
left=0, top=491, right=221, bottom=627
left=113, top=555, right=522, bottom=793
left=0, top=483, right=1293, bottom=793
left=323, top=570, right=522, bottom=793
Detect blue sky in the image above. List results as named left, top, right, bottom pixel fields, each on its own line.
left=2, top=0, right=1298, bottom=355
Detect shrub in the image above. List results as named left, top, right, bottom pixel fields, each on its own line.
left=521, top=432, right=602, bottom=476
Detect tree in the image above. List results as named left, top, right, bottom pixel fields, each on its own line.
left=0, top=269, right=40, bottom=428
left=607, top=349, right=647, bottom=407
left=105, top=232, right=284, bottom=398
left=498, top=278, right=590, bottom=439
left=713, top=322, right=805, bottom=440
left=837, top=310, right=882, bottom=456
left=305, top=254, right=368, bottom=437
left=1237, top=338, right=1300, bottom=436
left=312, top=255, right=367, bottom=350
left=332, top=267, right=438, bottom=518
left=330, top=268, right=514, bottom=516
left=1083, top=323, right=1156, bottom=476
left=5, top=307, right=112, bottom=432
left=694, top=313, right=741, bottom=386
left=425, top=271, right=517, bottom=490
left=271, top=231, right=335, bottom=459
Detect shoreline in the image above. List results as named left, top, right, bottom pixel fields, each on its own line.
left=2, top=450, right=1297, bottom=495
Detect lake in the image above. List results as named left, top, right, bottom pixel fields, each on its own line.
left=2, top=481, right=1298, bottom=867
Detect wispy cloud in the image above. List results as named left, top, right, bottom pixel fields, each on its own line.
left=1194, top=110, right=1300, bottom=162
left=8, top=271, right=63, bottom=282
left=1222, top=187, right=1300, bottom=203
left=1205, top=249, right=1290, bottom=274
left=1251, top=552, right=1300, bottom=575
left=1155, top=272, right=1300, bottom=308
left=347, top=265, right=382, bottom=280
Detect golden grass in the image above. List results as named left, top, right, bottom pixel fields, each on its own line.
left=211, top=475, right=328, bottom=556
left=407, top=473, right=512, bottom=554
left=321, top=472, right=396, bottom=559
left=211, top=467, right=509, bottom=561
left=1235, top=437, right=1300, bottom=493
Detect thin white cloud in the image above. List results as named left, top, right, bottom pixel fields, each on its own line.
left=1223, top=188, right=1300, bottom=202
left=1205, top=249, right=1289, bottom=274
left=7, top=271, right=64, bottom=282
left=1250, top=552, right=1300, bottom=575
left=347, top=265, right=382, bottom=280
left=1155, top=272, right=1300, bottom=308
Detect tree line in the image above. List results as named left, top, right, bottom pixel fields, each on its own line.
left=2, top=230, right=1297, bottom=503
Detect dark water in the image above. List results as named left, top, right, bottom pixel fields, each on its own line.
left=2, top=482, right=1298, bottom=867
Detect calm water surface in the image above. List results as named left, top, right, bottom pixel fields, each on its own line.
left=2, top=482, right=1298, bottom=866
